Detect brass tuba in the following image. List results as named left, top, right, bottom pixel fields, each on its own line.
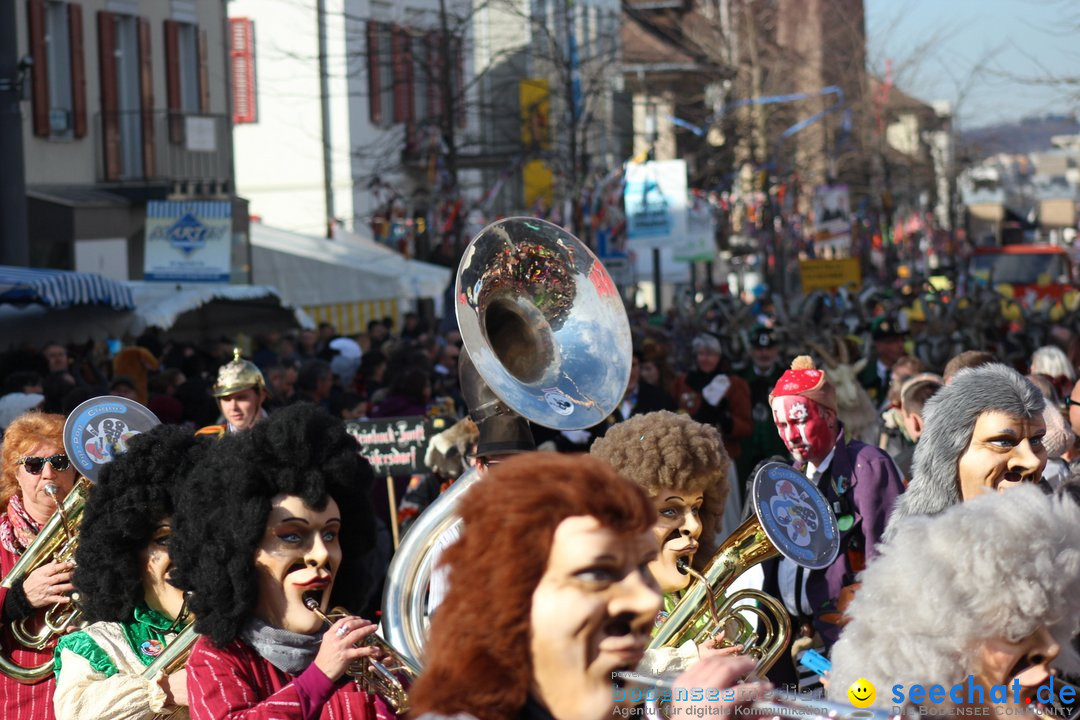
left=381, top=217, right=633, bottom=669
left=305, top=596, right=420, bottom=714
left=650, top=463, right=840, bottom=677
left=0, top=478, right=90, bottom=683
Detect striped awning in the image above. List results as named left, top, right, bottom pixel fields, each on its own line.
left=0, top=266, right=136, bottom=310
left=305, top=298, right=400, bottom=335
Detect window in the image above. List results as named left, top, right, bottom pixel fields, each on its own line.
left=176, top=23, right=199, bottom=112
left=28, top=0, right=85, bottom=139
left=45, top=1, right=73, bottom=136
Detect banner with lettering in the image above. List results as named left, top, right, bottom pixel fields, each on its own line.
left=346, top=416, right=452, bottom=475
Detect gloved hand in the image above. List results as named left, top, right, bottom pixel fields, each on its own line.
left=701, top=374, right=731, bottom=407
left=423, top=418, right=478, bottom=477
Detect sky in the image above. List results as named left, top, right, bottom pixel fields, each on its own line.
left=864, top=0, right=1079, bottom=129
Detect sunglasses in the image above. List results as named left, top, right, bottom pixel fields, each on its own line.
left=17, top=454, right=70, bottom=474
left=1065, top=397, right=1080, bottom=409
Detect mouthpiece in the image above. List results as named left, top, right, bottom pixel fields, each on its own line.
left=303, top=594, right=320, bottom=612
left=44, top=483, right=59, bottom=498
left=676, top=557, right=690, bottom=575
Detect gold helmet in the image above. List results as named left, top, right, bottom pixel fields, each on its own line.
left=212, top=348, right=267, bottom=398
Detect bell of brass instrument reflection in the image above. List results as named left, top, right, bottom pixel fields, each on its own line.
left=0, top=478, right=91, bottom=683
left=304, top=596, right=419, bottom=715
left=651, top=463, right=841, bottom=678
left=381, top=217, right=633, bottom=669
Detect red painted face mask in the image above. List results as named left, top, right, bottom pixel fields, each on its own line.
left=771, top=396, right=835, bottom=467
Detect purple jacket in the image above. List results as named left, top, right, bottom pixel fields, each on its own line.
left=806, top=428, right=905, bottom=649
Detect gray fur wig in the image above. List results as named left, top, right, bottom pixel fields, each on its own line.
left=829, top=485, right=1080, bottom=706
left=887, top=364, right=1044, bottom=534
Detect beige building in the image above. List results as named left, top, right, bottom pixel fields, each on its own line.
left=14, top=0, right=246, bottom=278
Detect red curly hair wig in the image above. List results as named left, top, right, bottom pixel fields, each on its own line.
left=408, top=452, right=654, bottom=720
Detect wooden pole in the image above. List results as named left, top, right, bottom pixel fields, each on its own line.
left=387, top=474, right=401, bottom=550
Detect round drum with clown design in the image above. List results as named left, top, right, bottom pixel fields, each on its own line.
left=63, top=396, right=161, bottom=481
left=752, top=461, right=839, bottom=569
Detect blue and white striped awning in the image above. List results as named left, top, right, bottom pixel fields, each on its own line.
left=0, top=266, right=136, bottom=310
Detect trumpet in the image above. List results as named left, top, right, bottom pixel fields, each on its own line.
left=0, top=478, right=91, bottom=683
left=304, top=596, right=419, bottom=714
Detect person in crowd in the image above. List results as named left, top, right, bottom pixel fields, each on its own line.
left=53, top=426, right=208, bottom=720
left=294, top=360, right=334, bottom=411
left=890, top=373, right=944, bottom=482
left=409, top=452, right=767, bottom=720
left=1025, top=374, right=1073, bottom=490
left=888, top=364, right=1046, bottom=531
left=0, top=412, right=79, bottom=720
left=329, top=392, right=367, bottom=422
left=327, top=338, right=363, bottom=391
left=1030, top=345, right=1076, bottom=402
left=942, top=350, right=996, bottom=384
left=877, top=355, right=923, bottom=455
left=170, top=404, right=397, bottom=719
left=147, top=369, right=186, bottom=426
left=112, top=347, right=159, bottom=406
left=42, top=345, right=70, bottom=376
left=671, top=334, right=752, bottom=469
left=736, top=326, right=788, bottom=494
left=590, top=410, right=735, bottom=674
left=0, top=391, right=45, bottom=433
left=110, top=377, right=140, bottom=403
left=262, top=363, right=298, bottom=411
left=767, top=356, right=904, bottom=653
left=857, top=317, right=907, bottom=405
left=195, top=351, right=269, bottom=438
left=369, top=366, right=429, bottom=419
left=4, top=372, right=44, bottom=396
left=830, top=486, right=1080, bottom=714
left=40, top=373, right=76, bottom=415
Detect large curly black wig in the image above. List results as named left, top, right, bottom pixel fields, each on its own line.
left=169, top=403, right=376, bottom=647
left=73, top=425, right=210, bottom=623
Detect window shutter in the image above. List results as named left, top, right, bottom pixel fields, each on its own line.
left=391, top=25, right=413, bottom=124
left=427, top=31, right=441, bottom=121
left=98, top=10, right=120, bottom=179
left=229, top=18, right=256, bottom=124
left=453, top=36, right=464, bottom=128
left=198, top=28, right=210, bottom=113
left=69, top=3, right=86, bottom=138
left=27, top=0, right=49, bottom=137
left=138, top=17, right=155, bottom=177
left=366, top=21, right=381, bottom=125
left=164, top=20, right=181, bottom=143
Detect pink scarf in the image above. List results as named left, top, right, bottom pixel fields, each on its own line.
left=0, top=494, right=41, bottom=555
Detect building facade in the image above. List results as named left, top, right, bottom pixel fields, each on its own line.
left=15, top=0, right=246, bottom=279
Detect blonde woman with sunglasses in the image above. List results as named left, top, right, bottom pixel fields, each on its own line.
left=0, top=411, right=78, bottom=720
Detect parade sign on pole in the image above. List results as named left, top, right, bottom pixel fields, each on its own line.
left=624, top=160, right=687, bottom=249
left=144, top=200, right=232, bottom=282
left=346, top=416, right=451, bottom=475
left=799, top=258, right=862, bottom=292
left=673, top=193, right=716, bottom=262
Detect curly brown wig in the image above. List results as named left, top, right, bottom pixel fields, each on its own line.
left=589, top=410, right=729, bottom=570
left=408, top=453, right=654, bottom=720
left=0, top=412, right=66, bottom=512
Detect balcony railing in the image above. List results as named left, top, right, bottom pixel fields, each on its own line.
left=94, top=111, right=232, bottom=185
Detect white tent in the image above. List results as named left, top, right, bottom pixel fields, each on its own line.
left=0, top=282, right=312, bottom=348
left=250, top=224, right=451, bottom=333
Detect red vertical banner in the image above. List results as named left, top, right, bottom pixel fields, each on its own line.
left=229, top=18, right=256, bottom=124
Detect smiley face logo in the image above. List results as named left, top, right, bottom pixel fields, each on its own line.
left=848, top=678, right=876, bottom=708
